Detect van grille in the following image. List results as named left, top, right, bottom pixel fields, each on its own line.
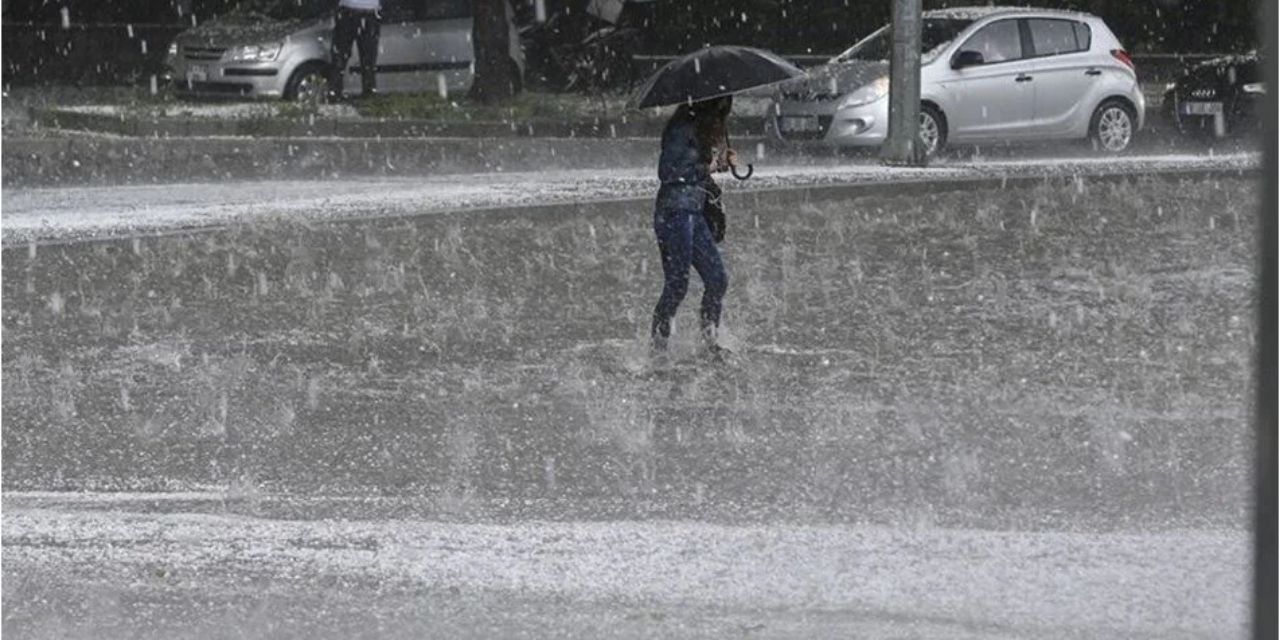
left=183, top=46, right=226, bottom=61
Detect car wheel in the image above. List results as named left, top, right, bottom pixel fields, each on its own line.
left=284, top=63, right=328, bottom=103
left=919, top=104, right=947, bottom=158
left=1089, top=100, right=1135, bottom=153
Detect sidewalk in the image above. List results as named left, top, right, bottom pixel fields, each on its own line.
left=0, top=87, right=772, bottom=185
left=7, top=86, right=769, bottom=140
left=2, top=134, right=711, bottom=187
left=0, top=85, right=1209, bottom=188
left=25, top=104, right=771, bottom=139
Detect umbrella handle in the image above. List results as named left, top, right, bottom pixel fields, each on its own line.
left=731, top=163, right=754, bottom=180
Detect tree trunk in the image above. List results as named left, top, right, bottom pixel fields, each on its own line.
left=467, top=0, right=518, bottom=104
left=879, top=0, right=925, bottom=167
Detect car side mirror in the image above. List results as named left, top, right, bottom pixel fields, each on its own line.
left=952, top=50, right=984, bottom=69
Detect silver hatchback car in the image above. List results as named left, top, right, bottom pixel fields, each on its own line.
left=166, top=0, right=523, bottom=101
left=770, top=6, right=1145, bottom=155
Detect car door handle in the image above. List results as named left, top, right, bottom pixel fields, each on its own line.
left=1085, top=69, right=1102, bottom=76
left=1015, top=74, right=1033, bottom=82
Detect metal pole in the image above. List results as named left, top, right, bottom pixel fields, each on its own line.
left=1252, top=1, right=1277, bottom=637
left=879, top=0, right=925, bottom=166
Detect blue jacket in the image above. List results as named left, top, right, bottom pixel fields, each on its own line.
left=655, top=116, right=709, bottom=213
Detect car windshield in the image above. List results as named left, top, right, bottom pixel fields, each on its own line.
left=225, top=0, right=331, bottom=20
left=834, top=18, right=974, bottom=63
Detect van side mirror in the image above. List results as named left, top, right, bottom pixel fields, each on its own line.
left=952, top=50, right=984, bottom=69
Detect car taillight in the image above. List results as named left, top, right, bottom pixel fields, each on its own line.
left=1110, top=49, right=1135, bottom=71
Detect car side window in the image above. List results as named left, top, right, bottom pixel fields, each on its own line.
left=1028, top=19, right=1089, bottom=57
left=419, top=0, right=472, bottom=20
left=959, top=19, right=1023, bottom=64
left=1073, top=22, right=1092, bottom=51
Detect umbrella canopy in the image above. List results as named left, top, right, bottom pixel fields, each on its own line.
left=627, top=45, right=805, bottom=110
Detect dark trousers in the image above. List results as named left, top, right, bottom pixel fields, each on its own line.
left=329, top=7, right=380, bottom=99
left=651, top=190, right=728, bottom=348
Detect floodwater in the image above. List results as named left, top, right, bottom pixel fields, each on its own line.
left=3, top=492, right=1249, bottom=639
left=1, top=161, right=1261, bottom=638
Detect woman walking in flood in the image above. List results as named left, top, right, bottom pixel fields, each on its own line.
left=650, top=96, right=737, bottom=356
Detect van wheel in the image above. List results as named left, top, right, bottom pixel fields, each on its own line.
left=919, top=104, right=947, bottom=158
left=1089, top=99, right=1135, bottom=153
left=285, top=63, right=329, bottom=103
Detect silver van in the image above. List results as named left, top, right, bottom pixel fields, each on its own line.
left=770, top=7, right=1145, bottom=155
left=165, top=0, right=524, bottom=101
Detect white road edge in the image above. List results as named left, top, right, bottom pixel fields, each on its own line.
left=1, top=152, right=1260, bottom=246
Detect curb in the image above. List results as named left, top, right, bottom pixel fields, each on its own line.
left=420, top=165, right=1264, bottom=231
left=0, top=135, right=767, bottom=188
left=8, top=165, right=1259, bottom=249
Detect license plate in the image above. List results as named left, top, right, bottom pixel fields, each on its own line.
left=779, top=115, right=820, bottom=132
left=186, top=64, right=208, bottom=84
left=1179, top=101, right=1222, bottom=116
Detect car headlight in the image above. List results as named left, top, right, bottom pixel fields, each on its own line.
left=1164, top=81, right=1177, bottom=92
left=1242, top=82, right=1265, bottom=95
left=838, top=76, right=889, bottom=109
left=225, top=42, right=282, bottom=62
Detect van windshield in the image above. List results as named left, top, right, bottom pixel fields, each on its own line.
left=834, top=18, right=974, bottom=63
left=225, top=0, right=332, bottom=20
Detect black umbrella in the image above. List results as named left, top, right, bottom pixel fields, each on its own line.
left=627, top=45, right=805, bottom=110
left=629, top=46, right=804, bottom=180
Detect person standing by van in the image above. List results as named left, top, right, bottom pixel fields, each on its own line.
left=328, top=0, right=381, bottom=101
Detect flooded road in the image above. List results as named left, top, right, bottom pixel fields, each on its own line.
left=2, top=492, right=1249, bottom=639
left=2, top=169, right=1259, bottom=638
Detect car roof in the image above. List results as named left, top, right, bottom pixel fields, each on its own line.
left=922, top=6, right=1095, bottom=21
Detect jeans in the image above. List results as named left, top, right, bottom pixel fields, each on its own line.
left=651, top=185, right=728, bottom=348
left=329, top=7, right=380, bottom=99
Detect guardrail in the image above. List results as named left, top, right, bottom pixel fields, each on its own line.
left=632, top=52, right=1237, bottom=84
left=634, top=52, right=1236, bottom=64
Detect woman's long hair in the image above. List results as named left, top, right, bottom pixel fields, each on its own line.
left=668, top=96, right=732, bottom=166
